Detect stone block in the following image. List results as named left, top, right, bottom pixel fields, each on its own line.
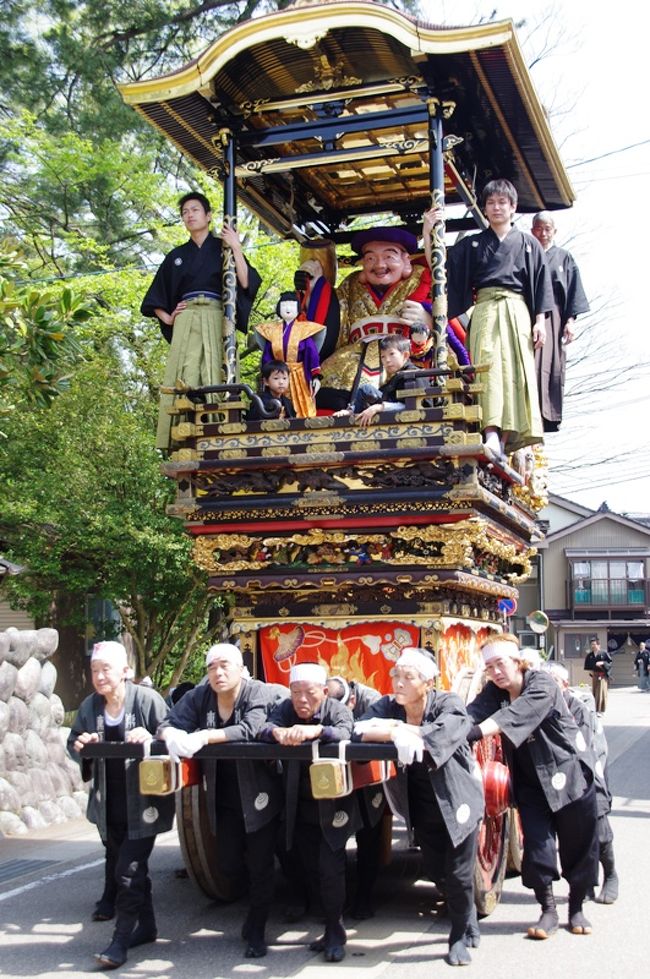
left=38, top=660, right=57, bottom=697
left=35, top=628, right=59, bottom=661
left=8, top=696, right=29, bottom=734
left=0, top=661, right=18, bottom=701
left=21, top=805, right=47, bottom=831
left=0, top=811, right=28, bottom=836
left=15, top=657, right=42, bottom=703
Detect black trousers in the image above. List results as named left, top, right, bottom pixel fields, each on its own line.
left=518, top=779, right=599, bottom=894
left=215, top=807, right=279, bottom=914
left=413, top=811, right=478, bottom=932
left=293, top=820, right=346, bottom=940
left=104, top=823, right=156, bottom=931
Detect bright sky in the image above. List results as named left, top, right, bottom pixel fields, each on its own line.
left=434, top=0, right=650, bottom=516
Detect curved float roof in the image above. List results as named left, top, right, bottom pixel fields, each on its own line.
left=119, top=0, right=574, bottom=237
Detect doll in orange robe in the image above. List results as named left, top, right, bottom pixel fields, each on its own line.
left=254, top=293, right=325, bottom=417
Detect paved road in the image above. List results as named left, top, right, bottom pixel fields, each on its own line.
left=0, top=686, right=648, bottom=978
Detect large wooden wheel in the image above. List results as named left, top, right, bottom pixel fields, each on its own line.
left=453, top=668, right=510, bottom=916
left=506, top=805, right=524, bottom=874
left=176, top=783, right=247, bottom=901
left=472, top=735, right=510, bottom=915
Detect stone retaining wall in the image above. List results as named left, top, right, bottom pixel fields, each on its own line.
left=0, top=627, right=87, bottom=836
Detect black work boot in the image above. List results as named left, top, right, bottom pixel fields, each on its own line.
left=242, top=908, right=268, bottom=958
left=447, top=914, right=473, bottom=966
left=310, top=917, right=346, bottom=963
left=528, top=884, right=559, bottom=939
left=96, top=916, right=134, bottom=970
left=595, top=842, right=619, bottom=904
left=568, top=889, right=592, bottom=934
left=128, top=879, right=157, bottom=948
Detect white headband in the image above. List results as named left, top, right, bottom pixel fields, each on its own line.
left=91, top=641, right=128, bottom=669
left=481, top=638, right=520, bottom=664
left=206, top=643, right=243, bottom=668
left=328, top=675, right=351, bottom=704
left=395, top=647, right=438, bottom=680
left=290, top=663, right=327, bottom=685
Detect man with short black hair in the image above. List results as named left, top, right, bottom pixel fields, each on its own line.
left=583, top=638, right=612, bottom=713
left=141, top=192, right=261, bottom=448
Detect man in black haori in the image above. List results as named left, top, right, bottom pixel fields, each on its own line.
left=141, top=192, right=261, bottom=449
left=259, top=662, right=359, bottom=964
left=542, top=662, right=619, bottom=905
left=68, top=642, right=174, bottom=970
left=583, top=637, right=613, bottom=713
left=159, top=643, right=285, bottom=959
left=425, top=179, right=553, bottom=457
left=327, top=674, right=386, bottom=920
left=531, top=212, right=590, bottom=431
left=467, top=635, right=599, bottom=942
left=354, top=647, right=484, bottom=967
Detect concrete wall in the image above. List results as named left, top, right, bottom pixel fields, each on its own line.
left=0, top=628, right=87, bottom=836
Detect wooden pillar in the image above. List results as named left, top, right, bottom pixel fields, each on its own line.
left=427, top=98, right=454, bottom=373
left=220, top=128, right=239, bottom=384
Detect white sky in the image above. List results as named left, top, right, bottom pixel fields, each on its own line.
left=432, top=0, right=650, bottom=515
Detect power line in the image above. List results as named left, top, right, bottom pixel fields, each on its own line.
left=567, top=139, right=650, bottom=169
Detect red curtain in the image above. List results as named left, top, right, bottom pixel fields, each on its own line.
left=259, top=621, right=419, bottom=695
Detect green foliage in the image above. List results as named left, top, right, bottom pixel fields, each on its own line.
left=0, top=356, right=227, bottom=686
left=0, top=242, right=92, bottom=419
left=0, top=0, right=420, bottom=689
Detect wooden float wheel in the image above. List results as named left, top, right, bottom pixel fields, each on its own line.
left=176, top=782, right=247, bottom=901
left=452, top=669, right=510, bottom=915
left=506, top=805, right=524, bottom=874
left=473, top=734, right=510, bottom=916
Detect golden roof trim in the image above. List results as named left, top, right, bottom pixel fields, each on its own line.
left=119, top=4, right=515, bottom=105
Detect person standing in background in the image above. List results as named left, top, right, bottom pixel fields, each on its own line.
left=531, top=212, right=589, bottom=431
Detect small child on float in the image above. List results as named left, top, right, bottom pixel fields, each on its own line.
left=247, top=359, right=296, bottom=420
left=334, top=334, right=419, bottom=427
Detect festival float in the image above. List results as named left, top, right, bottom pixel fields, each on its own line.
left=117, top=0, right=567, bottom=910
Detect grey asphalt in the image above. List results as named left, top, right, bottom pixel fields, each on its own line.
left=0, top=685, right=648, bottom=978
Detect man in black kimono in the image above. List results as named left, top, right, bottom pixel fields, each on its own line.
left=141, top=192, right=262, bottom=449
left=354, top=647, right=484, bottom=967
left=68, top=641, right=174, bottom=969
left=159, top=643, right=285, bottom=958
left=424, top=180, right=554, bottom=457
left=327, top=675, right=385, bottom=920
left=542, top=662, right=619, bottom=905
left=467, top=635, right=599, bottom=941
left=259, top=662, right=359, bottom=963
left=531, top=212, right=590, bottom=431
left=583, top=637, right=613, bottom=713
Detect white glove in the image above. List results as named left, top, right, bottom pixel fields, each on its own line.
left=353, top=718, right=399, bottom=735
left=163, top=728, right=208, bottom=762
left=391, top=726, right=424, bottom=766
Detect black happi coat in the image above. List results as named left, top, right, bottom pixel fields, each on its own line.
left=564, top=690, right=611, bottom=818
left=356, top=690, right=485, bottom=847
left=468, top=670, right=596, bottom=812
left=447, top=227, right=554, bottom=322
left=162, top=678, right=286, bottom=834
left=141, top=233, right=262, bottom=341
left=545, top=244, right=590, bottom=326
left=380, top=360, right=421, bottom=402
left=67, top=682, right=175, bottom=842
left=260, top=696, right=361, bottom=851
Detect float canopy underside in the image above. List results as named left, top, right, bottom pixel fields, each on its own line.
left=119, top=1, right=573, bottom=236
